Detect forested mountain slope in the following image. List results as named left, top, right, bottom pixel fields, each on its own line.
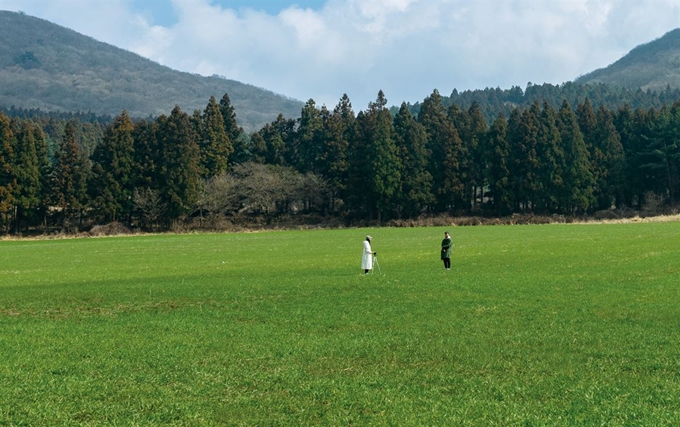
left=0, top=11, right=302, bottom=130
left=423, top=29, right=680, bottom=123
left=576, top=28, right=680, bottom=91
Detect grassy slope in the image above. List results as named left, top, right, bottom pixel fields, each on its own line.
left=576, top=28, right=680, bottom=92
left=1, top=224, right=680, bottom=425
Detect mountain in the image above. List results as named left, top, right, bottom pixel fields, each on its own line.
left=576, top=29, right=680, bottom=91
left=0, top=10, right=303, bottom=130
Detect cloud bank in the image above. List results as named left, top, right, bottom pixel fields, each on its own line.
left=1, top=0, right=680, bottom=110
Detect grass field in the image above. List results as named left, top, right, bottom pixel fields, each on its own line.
left=2, top=222, right=680, bottom=426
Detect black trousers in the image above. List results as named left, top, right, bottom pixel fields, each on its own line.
left=443, top=258, right=451, bottom=269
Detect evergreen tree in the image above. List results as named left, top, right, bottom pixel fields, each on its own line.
left=219, top=94, right=243, bottom=143
left=0, top=113, right=16, bottom=230
left=368, top=91, right=401, bottom=222
left=12, top=120, right=47, bottom=230
left=219, top=94, right=245, bottom=165
left=662, top=102, right=680, bottom=204
left=199, top=96, right=232, bottom=178
left=349, top=91, right=401, bottom=221
left=393, top=102, right=433, bottom=218
left=132, top=119, right=161, bottom=191
left=450, top=101, right=487, bottom=211
left=292, top=99, right=324, bottom=173
left=320, top=94, right=355, bottom=212
left=51, top=122, right=89, bottom=227
left=556, top=100, right=594, bottom=213
left=614, top=104, right=642, bottom=207
left=262, top=114, right=296, bottom=166
left=466, top=101, right=489, bottom=210
left=485, top=114, right=512, bottom=215
left=447, top=103, right=471, bottom=210
left=418, top=90, right=464, bottom=212
left=229, top=135, right=251, bottom=165
left=346, top=110, right=370, bottom=216
left=636, top=105, right=680, bottom=205
left=72, top=120, right=104, bottom=158
left=157, top=106, right=202, bottom=221
left=90, top=111, right=136, bottom=222
left=576, top=98, right=597, bottom=156
left=507, top=104, right=540, bottom=211
left=592, top=106, right=625, bottom=209
left=535, top=102, right=564, bottom=212
left=248, top=130, right=268, bottom=164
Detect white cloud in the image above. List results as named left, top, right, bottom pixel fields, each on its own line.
left=1, top=0, right=680, bottom=111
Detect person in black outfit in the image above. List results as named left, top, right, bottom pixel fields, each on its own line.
left=441, top=231, right=452, bottom=270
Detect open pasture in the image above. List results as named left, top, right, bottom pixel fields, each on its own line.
left=2, top=222, right=680, bottom=426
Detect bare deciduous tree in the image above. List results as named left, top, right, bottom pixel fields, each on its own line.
left=195, top=162, right=330, bottom=221
left=133, top=188, right=165, bottom=230
left=195, top=174, right=239, bottom=227
left=232, top=162, right=285, bottom=215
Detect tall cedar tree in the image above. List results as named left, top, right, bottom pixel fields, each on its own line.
left=90, top=111, right=136, bottom=222
left=349, top=91, right=401, bottom=221
left=631, top=108, right=659, bottom=207
left=199, top=96, right=232, bottom=178
left=132, top=119, right=161, bottom=191
left=485, top=114, right=513, bottom=215
left=450, top=101, right=488, bottom=210
left=320, top=94, right=355, bottom=212
left=80, top=121, right=105, bottom=158
left=293, top=99, right=324, bottom=173
left=393, top=102, right=433, bottom=218
left=637, top=105, right=680, bottom=204
left=467, top=102, right=489, bottom=210
left=51, top=122, right=89, bottom=226
left=592, top=106, right=625, bottom=209
left=157, top=106, right=202, bottom=221
left=447, top=104, right=472, bottom=209
left=576, top=99, right=598, bottom=166
left=637, top=107, right=671, bottom=201
left=614, top=105, right=642, bottom=207
left=258, top=114, right=296, bottom=166
left=507, top=105, right=540, bottom=211
left=191, top=109, right=203, bottom=157
left=248, top=130, right=268, bottom=164
left=418, top=90, right=464, bottom=212
left=662, top=103, right=680, bottom=203
left=0, top=113, right=15, bottom=226
left=219, top=94, right=246, bottom=165
left=36, top=120, right=51, bottom=224
left=557, top=100, right=595, bottom=213
left=535, top=102, right=565, bottom=212
left=12, top=120, right=47, bottom=230
left=365, top=91, right=401, bottom=222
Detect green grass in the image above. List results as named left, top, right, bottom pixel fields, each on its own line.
left=2, top=223, right=680, bottom=426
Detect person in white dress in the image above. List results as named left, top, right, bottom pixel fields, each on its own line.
left=362, top=235, right=376, bottom=274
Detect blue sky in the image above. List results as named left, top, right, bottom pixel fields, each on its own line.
left=0, top=0, right=679, bottom=110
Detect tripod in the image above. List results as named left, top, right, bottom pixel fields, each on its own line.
left=372, top=254, right=382, bottom=275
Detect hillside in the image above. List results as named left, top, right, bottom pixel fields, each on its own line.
left=576, top=28, right=680, bottom=91
left=0, top=11, right=303, bottom=130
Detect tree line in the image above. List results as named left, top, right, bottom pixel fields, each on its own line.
left=1, top=88, right=680, bottom=233
left=427, top=81, right=680, bottom=124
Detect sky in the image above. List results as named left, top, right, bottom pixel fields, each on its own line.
left=1, top=0, right=680, bottom=111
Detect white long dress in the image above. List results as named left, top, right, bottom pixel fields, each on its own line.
left=361, top=240, right=373, bottom=270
